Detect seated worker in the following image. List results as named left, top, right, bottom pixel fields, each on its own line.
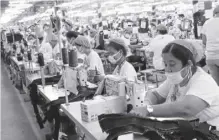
left=66, top=31, right=85, bottom=63
left=130, top=40, right=219, bottom=131
left=73, top=36, right=105, bottom=76
left=89, top=28, right=98, bottom=49
left=48, top=34, right=62, bottom=60
left=66, top=31, right=79, bottom=47
left=106, top=38, right=137, bottom=81
left=149, top=24, right=175, bottom=70
left=38, top=36, right=53, bottom=61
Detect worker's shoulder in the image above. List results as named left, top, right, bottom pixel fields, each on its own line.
left=204, top=18, right=219, bottom=26
left=123, top=61, right=136, bottom=70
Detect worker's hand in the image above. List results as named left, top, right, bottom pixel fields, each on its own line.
left=129, top=106, right=149, bottom=118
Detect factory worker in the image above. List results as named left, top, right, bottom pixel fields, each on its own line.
left=48, top=34, right=62, bottom=59
left=66, top=31, right=85, bottom=63
left=73, top=36, right=105, bottom=76
left=106, top=38, right=137, bottom=81
left=149, top=25, right=175, bottom=70
left=89, top=28, right=99, bottom=49
left=130, top=40, right=219, bottom=131
left=38, top=36, right=53, bottom=61
left=202, top=5, right=219, bottom=86
left=66, top=31, right=79, bottom=47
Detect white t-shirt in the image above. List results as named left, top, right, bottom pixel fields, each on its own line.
left=202, top=18, right=219, bottom=60
left=113, top=61, right=137, bottom=82
left=39, top=42, right=53, bottom=61
left=150, top=34, right=175, bottom=70
left=86, top=50, right=105, bottom=75
left=156, top=67, right=219, bottom=129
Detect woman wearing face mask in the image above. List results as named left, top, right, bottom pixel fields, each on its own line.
left=107, top=38, right=137, bottom=81
left=130, top=40, right=219, bottom=132
left=73, top=36, right=105, bottom=76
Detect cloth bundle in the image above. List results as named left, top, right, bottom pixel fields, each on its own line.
left=98, top=114, right=219, bottom=140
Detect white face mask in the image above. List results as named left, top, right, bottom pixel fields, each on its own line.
left=165, top=66, right=190, bottom=84
left=108, top=51, right=122, bottom=64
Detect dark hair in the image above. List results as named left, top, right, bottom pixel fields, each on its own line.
left=158, top=30, right=168, bottom=35
left=66, top=31, right=79, bottom=39
left=162, top=43, right=197, bottom=71
left=179, top=14, right=185, bottom=18
left=38, top=37, right=44, bottom=42
left=27, top=34, right=35, bottom=40
left=108, top=42, right=127, bottom=56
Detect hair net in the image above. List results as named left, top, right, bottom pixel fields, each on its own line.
left=156, top=24, right=167, bottom=31
left=109, top=38, right=128, bottom=54
left=73, top=36, right=91, bottom=48
left=169, top=39, right=204, bottom=62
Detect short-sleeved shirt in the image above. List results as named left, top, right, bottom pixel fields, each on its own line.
left=156, top=67, right=219, bottom=129
left=113, top=61, right=137, bottom=82
left=39, top=42, right=53, bottom=61
left=202, top=18, right=219, bottom=60
left=86, top=50, right=105, bottom=75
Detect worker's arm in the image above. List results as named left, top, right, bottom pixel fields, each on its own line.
left=145, top=79, right=171, bottom=105
left=145, top=90, right=165, bottom=105
left=132, top=95, right=208, bottom=118
left=202, top=34, right=207, bottom=49
left=151, top=95, right=208, bottom=117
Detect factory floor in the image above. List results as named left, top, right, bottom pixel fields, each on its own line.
left=1, top=62, right=47, bottom=140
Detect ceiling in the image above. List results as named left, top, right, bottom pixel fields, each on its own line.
left=0, top=0, right=192, bottom=26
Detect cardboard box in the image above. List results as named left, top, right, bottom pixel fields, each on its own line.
left=81, top=96, right=127, bottom=122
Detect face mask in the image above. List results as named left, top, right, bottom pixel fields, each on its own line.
left=165, top=66, right=190, bottom=84
left=108, top=51, right=122, bottom=64
left=124, top=34, right=130, bottom=39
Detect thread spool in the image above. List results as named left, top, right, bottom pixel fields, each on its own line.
left=21, top=48, right=25, bottom=54
left=17, top=53, right=23, bottom=61
left=69, top=49, right=78, bottom=67
left=62, top=48, right=69, bottom=65
left=38, top=53, right=45, bottom=67
left=27, top=51, right=32, bottom=61
left=13, top=44, right=16, bottom=51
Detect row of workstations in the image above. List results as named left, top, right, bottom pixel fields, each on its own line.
left=3, top=44, right=163, bottom=140
left=5, top=55, right=108, bottom=140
